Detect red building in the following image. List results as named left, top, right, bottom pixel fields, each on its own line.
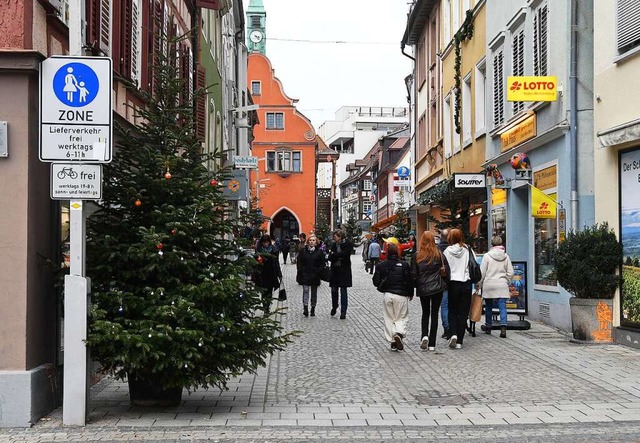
left=248, top=53, right=318, bottom=239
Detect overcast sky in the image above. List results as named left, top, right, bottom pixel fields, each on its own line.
left=242, top=0, right=413, bottom=130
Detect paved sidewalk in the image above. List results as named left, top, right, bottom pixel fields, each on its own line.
left=3, top=251, right=640, bottom=442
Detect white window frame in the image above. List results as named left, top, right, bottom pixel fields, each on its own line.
left=452, top=89, right=460, bottom=153
left=452, top=0, right=460, bottom=34
left=266, top=150, right=302, bottom=172
left=463, top=0, right=471, bottom=14
left=251, top=81, right=261, bottom=95
left=474, top=58, right=486, bottom=137
left=265, top=112, right=285, bottom=130
left=363, top=179, right=372, bottom=191
left=444, top=0, right=451, bottom=44
left=462, top=73, right=472, bottom=146
left=444, top=93, right=452, bottom=158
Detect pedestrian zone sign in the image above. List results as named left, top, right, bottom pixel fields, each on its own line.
left=40, top=56, right=112, bottom=163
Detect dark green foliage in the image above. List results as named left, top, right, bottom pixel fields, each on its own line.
left=343, top=207, right=361, bottom=246
left=86, top=33, right=294, bottom=392
left=314, top=212, right=330, bottom=243
left=553, top=223, right=622, bottom=299
left=392, top=191, right=411, bottom=242
left=419, top=178, right=476, bottom=244
left=453, top=9, right=474, bottom=135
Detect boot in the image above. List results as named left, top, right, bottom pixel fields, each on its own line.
left=500, top=326, right=507, bottom=338
left=303, top=306, right=309, bottom=317
left=310, top=306, right=315, bottom=317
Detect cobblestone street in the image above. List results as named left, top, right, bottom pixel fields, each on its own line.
left=3, top=252, right=640, bottom=442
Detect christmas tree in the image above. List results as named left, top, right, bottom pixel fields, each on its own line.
left=86, top=32, right=293, bottom=395
left=343, top=207, right=362, bottom=246
left=392, top=191, right=411, bottom=242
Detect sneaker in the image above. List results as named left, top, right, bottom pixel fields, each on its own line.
left=500, top=326, right=507, bottom=338
left=448, top=335, right=458, bottom=348
left=393, top=334, right=404, bottom=351
left=391, top=342, right=398, bottom=351
left=420, top=336, right=429, bottom=350
left=330, top=307, right=337, bottom=316
left=428, top=346, right=436, bottom=351
left=455, top=343, right=462, bottom=349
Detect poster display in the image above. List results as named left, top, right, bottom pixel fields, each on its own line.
left=619, top=149, right=640, bottom=327
left=506, top=261, right=528, bottom=314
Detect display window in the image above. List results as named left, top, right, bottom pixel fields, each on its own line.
left=620, top=149, right=640, bottom=327
left=534, top=198, right=557, bottom=287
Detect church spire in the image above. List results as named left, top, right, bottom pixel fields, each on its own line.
left=247, top=0, right=266, bottom=55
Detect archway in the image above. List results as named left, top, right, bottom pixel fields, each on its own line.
left=270, top=209, right=299, bottom=241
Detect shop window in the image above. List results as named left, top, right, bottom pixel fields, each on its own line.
left=534, top=195, right=557, bottom=286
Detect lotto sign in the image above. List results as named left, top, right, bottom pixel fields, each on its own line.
left=40, top=56, right=113, bottom=162
left=507, top=76, right=557, bottom=102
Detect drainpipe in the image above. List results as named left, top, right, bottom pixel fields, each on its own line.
left=569, top=0, right=579, bottom=231
left=401, top=43, right=416, bottom=62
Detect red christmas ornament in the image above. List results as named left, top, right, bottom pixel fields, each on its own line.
left=134, top=199, right=142, bottom=207
left=164, top=171, right=172, bottom=180
left=156, top=243, right=164, bottom=250
left=257, top=255, right=264, bottom=264
left=210, top=179, right=217, bottom=186
left=171, top=229, right=177, bottom=235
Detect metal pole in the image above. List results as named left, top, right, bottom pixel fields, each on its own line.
left=63, top=0, right=89, bottom=426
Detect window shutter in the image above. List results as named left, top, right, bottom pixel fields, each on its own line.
left=493, top=50, right=504, bottom=126
left=617, top=0, right=640, bottom=52
left=87, top=0, right=110, bottom=54
left=195, top=64, right=206, bottom=142
left=121, top=0, right=133, bottom=77
left=512, top=29, right=525, bottom=113
left=131, top=0, right=142, bottom=83
left=99, top=0, right=110, bottom=54
left=534, top=4, right=548, bottom=76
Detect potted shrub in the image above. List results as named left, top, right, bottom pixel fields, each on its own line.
left=553, top=223, right=622, bottom=343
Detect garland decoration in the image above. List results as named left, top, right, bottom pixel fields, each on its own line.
left=453, top=9, right=474, bottom=135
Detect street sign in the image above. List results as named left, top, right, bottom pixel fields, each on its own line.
left=51, top=163, right=102, bottom=200
left=40, top=56, right=113, bottom=162
left=397, top=166, right=410, bottom=178
left=369, top=194, right=376, bottom=202
left=234, top=155, right=258, bottom=169
left=394, top=180, right=411, bottom=187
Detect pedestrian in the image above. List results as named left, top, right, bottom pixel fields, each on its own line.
left=411, top=231, right=450, bottom=351
left=438, top=228, right=450, bottom=339
left=373, top=242, right=414, bottom=351
left=297, top=233, right=307, bottom=256
left=328, top=229, right=353, bottom=319
left=367, top=238, right=381, bottom=275
left=362, top=236, right=371, bottom=271
left=478, top=236, right=514, bottom=338
left=253, top=234, right=282, bottom=314
left=282, top=236, right=290, bottom=264
left=296, top=235, right=325, bottom=317
left=443, top=228, right=477, bottom=349
left=274, top=237, right=282, bottom=262
left=289, top=236, right=299, bottom=264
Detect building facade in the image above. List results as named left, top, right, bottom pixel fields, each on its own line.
left=594, top=0, right=640, bottom=348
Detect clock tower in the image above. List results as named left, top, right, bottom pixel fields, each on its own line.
left=247, top=0, right=266, bottom=55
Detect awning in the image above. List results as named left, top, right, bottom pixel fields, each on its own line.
left=371, top=214, right=397, bottom=231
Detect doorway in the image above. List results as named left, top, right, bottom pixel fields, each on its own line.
left=271, top=209, right=299, bottom=241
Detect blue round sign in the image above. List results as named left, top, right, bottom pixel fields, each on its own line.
left=397, top=166, right=410, bottom=178
left=52, top=63, right=99, bottom=107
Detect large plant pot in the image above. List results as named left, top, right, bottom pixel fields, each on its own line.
left=127, top=376, right=183, bottom=406
left=569, top=297, right=614, bottom=343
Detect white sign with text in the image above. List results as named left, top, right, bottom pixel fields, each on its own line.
left=51, top=163, right=102, bottom=200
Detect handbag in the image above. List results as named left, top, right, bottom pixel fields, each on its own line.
left=277, top=280, right=287, bottom=301
left=467, top=246, right=482, bottom=283
left=469, top=289, right=483, bottom=322
left=320, top=264, right=331, bottom=282
left=439, top=252, right=448, bottom=278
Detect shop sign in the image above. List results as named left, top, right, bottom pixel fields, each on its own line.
left=221, top=170, right=247, bottom=201
left=533, top=164, right=557, bottom=191
left=491, top=189, right=507, bottom=206
left=501, top=114, right=536, bottom=152
left=507, top=76, right=557, bottom=102
left=531, top=187, right=557, bottom=219
left=558, top=208, right=566, bottom=242
left=233, top=156, right=258, bottom=169
left=454, top=173, right=486, bottom=188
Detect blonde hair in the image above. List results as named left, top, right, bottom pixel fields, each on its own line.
left=307, top=235, right=318, bottom=245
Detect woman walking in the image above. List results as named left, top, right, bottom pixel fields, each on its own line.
left=411, top=231, right=450, bottom=351
left=373, top=243, right=414, bottom=351
left=443, top=229, right=477, bottom=349
left=253, top=234, right=282, bottom=314
left=296, top=235, right=325, bottom=317
left=328, top=230, right=353, bottom=319
left=478, top=236, right=514, bottom=338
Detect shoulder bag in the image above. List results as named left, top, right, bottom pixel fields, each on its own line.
left=467, top=246, right=482, bottom=283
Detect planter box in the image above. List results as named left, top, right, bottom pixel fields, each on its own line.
left=569, top=297, right=613, bottom=343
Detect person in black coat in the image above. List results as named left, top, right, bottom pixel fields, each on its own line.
left=253, top=234, right=282, bottom=314
left=373, top=243, right=414, bottom=351
left=296, top=235, right=325, bottom=317
left=328, top=229, right=353, bottom=319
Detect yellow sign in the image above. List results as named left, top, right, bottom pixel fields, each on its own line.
left=531, top=186, right=556, bottom=219
left=533, top=165, right=557, bottom=191
left=501, top=114, right=536, bottom=151
left=507, top=76, right=558, bottom=102
left=491, top=189, right=507, bottom=206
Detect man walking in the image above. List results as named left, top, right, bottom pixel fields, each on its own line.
left=367, top=238, right=381, bottom=275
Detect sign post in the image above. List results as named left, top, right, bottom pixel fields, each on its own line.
left=38, top=0, right=112, bottom=426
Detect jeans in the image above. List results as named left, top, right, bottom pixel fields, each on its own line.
left=440, top=289, right=449, bottom=331
left=331, top=286, right=348, bottom=315
left=302, top=285, right=318, bottom=307
left=485, top=298, right=508, bottom=326
left=368, top=258, right=380, bottom=274
left=420, top=293, right=443, bottom=347
left=447, top=281, right=472, bottom=344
